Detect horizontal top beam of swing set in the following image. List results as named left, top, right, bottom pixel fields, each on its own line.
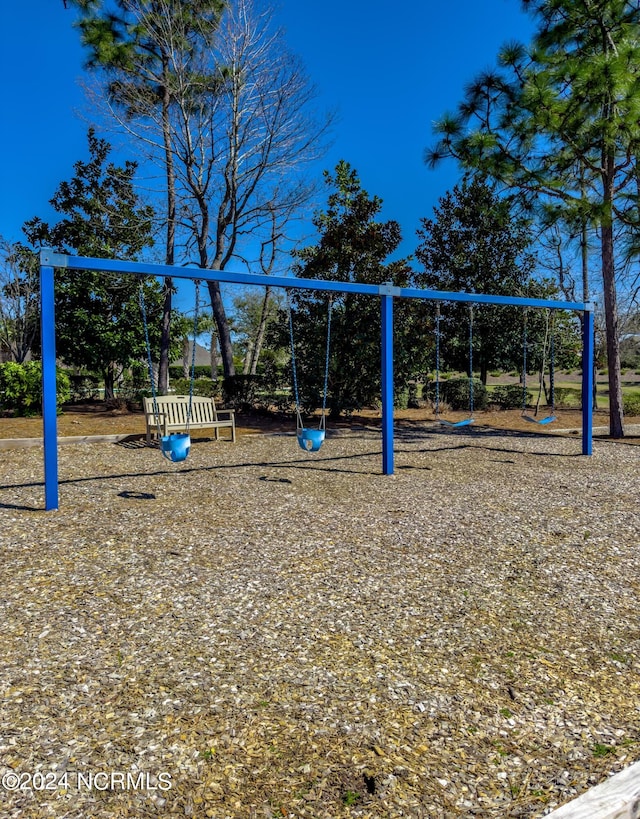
left=40, top=250, right=593, bottom=314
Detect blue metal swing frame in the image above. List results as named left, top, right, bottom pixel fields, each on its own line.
left=38, top=251, right=595, bottom=511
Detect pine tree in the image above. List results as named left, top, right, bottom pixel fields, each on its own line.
left=427, top=0, right=640, bottom=437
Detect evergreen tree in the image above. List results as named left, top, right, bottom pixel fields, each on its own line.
left=415, top=178, right=536, bottom=383
left=290, top=161, right=427, bottom=417
left=426, top=0, right=640, bottom=437
left=22, top=129, right=162, bottom=398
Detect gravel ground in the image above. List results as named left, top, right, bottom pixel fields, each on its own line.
left=0, top=424, right=639, bottom=819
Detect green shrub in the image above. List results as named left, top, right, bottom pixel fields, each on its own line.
left=0, top=361, right=70, bottom=415
left=171, top=377, right=221, bottom=400
left=425, top=377, right=487, bottom=411
left=169, top=364, right=213, bottom=381
left=222, top=374, right=264, bottom=408
left=623, top=393, right=640, bottom=417
left=407, top=381, right=421, bottom=409
left=117, top=378, right=152, bottom=409
left=554, top=387, right=581, bottom=409
left=67, top=374, right=101, bottom=401
left=491, top=384, right=524, bottom=410
left=394, top=389, right=409, bottom=410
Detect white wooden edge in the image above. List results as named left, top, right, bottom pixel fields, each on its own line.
left=545, top=761, right=640, bottom=819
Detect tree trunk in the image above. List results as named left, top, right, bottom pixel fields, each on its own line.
left=480, top=358, right=488, bottom=386
left=601, top=229, right=624, bottom=437
left=182, top=336, right=190, bottom=380
left=158, top=277, right=173, bottom=395
left=103, top=364, right=116, bottom=401
left=194, top=186, right=235, bottom=379
left=249, top=286, right=272, bottom=375
left=210, top=332, right=220, bottom=379
left=158, top=54, right=176, bottom=396
left=601, top=155, right=624, bottom=438
left=207, top=280, right=235, bottom=378
left=242, top=341, right=254, bottom=375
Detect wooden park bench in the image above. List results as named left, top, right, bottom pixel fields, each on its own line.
left=143, top=395, right=236, bottom=444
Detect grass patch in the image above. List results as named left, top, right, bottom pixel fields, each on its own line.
left=593, top=743, right=614, bottom=758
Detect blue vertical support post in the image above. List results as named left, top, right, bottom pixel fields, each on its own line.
left=40, top=261, right=59, bottom=510
left=581, top=305, right=595, bottom=456
left=380, top=283, right=398, bottom=475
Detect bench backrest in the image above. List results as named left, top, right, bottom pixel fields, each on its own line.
left=143, top=395, right=217, bottom=424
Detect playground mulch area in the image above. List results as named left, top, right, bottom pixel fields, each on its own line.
left=1, top=419, right=639, bottom=818
left=0, top=402, right=639, bottom=444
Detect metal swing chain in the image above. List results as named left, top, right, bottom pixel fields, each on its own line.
left=186, top=280, right=200, bottom=433
left=286, top=291, right=304, bottom=433
left=468, top=305, right=474, bottom=416
left=319, top=296, right=333, bottom=431
left=434, top=306, right=441, bottom=416
left=139, top=284, right=161, bottom=430
left=522, top=309, right=528, bottom=413
left=549, top=311, right=555, bottom=413
left=187, top=282, right=200, bottom=424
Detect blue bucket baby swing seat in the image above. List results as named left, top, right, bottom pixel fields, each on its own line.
left=160, top=431, right=191, bottom=462
left=288, top=292, right=333, bottom=453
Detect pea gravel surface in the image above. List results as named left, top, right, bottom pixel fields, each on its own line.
left=0, top=425, right=639, bottom=819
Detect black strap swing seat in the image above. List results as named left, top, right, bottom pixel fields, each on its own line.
left=288, top=292, right=333, bottom=453
left=522, top=309, right=557, bottom=426
left=140, top=280, right=201, bottom=463
left=522, top=412, right=557, bottom=426
left=434, top=304, right=475, bottom=428
left=439, top=416, right=475, bottom=428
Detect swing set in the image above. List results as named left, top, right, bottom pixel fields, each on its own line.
left=434, top=304, right=560, bottom=428
left=433, top=303, right=475, bottom=427
left=139, top=279, right=202, bottom=463
left=38, top=251, right=595, bottom=511
left=521, top=308, right=557, bottom=425
left=140, top=280, right=334, bottom=462
left=287, top=292, right=333, bottom=453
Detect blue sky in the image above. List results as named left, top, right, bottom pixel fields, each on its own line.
left=0, top=0, right=534, bottom=264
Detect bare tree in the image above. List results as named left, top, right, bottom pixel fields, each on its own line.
left=0, top=239, right=39, bottom=363
left=170, top=0, right=330, bottom=377
left=238, top=202, right=298, bottom=375
left=77, top=0, right=331, bottom=380
left=70, top=0, right=225, bottom=394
